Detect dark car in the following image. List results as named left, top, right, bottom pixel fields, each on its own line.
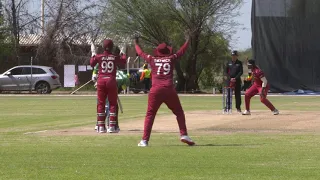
left=119, top=68, right=146, bottom=94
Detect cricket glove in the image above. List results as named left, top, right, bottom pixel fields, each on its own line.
left=229, top=81, right=236, bottom=89
left=120, top=45, right=126, bottom=55
left=91, top=42, right=96, bottom=57
left=92, top=74, right=98, bottom=82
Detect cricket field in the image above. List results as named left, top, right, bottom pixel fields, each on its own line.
left=1, top=95, right=320, bottom=180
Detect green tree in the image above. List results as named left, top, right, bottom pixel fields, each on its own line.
left=238, top=48, right=252, bottom=76
left=0, top=2, right=13, bottom=58
left=238, top=48, right=252, bottom=61
left=197, top=33, right=230, bottom=91
left=103, top=0, right=242, bottom=92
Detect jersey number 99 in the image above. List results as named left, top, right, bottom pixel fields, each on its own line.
left=101, top=61, right=114, bottom=73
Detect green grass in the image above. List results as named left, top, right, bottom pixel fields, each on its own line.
left=1, top=95, right=320, bottom=179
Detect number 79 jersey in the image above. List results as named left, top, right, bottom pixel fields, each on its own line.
left=135, top=41, right=189, bottom=88
left=149, top=57, right=176, bottom=87
left=90, top=52, right=126, bottom=78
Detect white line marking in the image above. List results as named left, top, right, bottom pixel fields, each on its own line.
left=24, top=130, right=48, bottom=135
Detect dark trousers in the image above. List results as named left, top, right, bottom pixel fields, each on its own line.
left=144, top=78, right=151, bottom=93
left=234, top=80, right=242, bottom=110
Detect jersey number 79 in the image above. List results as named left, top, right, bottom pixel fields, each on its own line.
left=155, top=63, right=171, bottom=75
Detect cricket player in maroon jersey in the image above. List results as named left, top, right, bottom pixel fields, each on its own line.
left=134, top=33, right=195, bottom=147
left=242, top=59, right=279, bottom=115
left=90, top=39, right=126, bottom=133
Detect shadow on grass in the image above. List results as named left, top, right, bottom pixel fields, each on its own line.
left=195, top=143, right=264, bottom=147
left=164, top=143, right=264, bottom=147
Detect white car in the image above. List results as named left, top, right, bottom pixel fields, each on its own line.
left=0, top=65, right=61, bottom=94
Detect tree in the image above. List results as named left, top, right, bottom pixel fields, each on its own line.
left=103, top=0, right=243, bottom=92
left=3, top=0, right=41, bottom=64
left=0, top=1, right=12, bottom=56
left=167, top=0, right=242, bottom=91
left=0, top=17, right=12, bottom=55
left=197, top=33, right=230, bottom=91
left=35, top=0, right=101, bottom=67
left=238, top=48, right=252, bottom=61
left=238, top=48, right=252, bottom=76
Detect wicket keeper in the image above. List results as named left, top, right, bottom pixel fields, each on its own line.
left=242, top=59, right=279, bottom=115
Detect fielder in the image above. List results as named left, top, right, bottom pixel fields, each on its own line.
left=90, top=39, right=126, bottom=133
left=134, top=32, right=195, bottom=147
left=242, top=59, right=279, bottom=115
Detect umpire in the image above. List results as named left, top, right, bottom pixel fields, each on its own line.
left=225, top=50, right=243, bottom=112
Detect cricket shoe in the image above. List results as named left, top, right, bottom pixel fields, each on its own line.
left=272, top=109, right=279, bottom=115
left=95, top=125, right=108, bottom=131
left=109, top=127, right=120, bottom=133
left=180, top=135, right=195, bottom=146
left=107, top=126, right=119, bottom=133
left=97, top=126, right=107, bottom=133
left=242, top=110, right=251, bottom=115
left=95, top=124, right=107, bottom=131
left=138, top=140, right=148, bottom=147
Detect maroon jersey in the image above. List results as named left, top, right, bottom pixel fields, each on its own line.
left=252, top=66, right=266, bottom=87
left=90, top=51, right=126, bottom=78
left=135, top=41, right=189, bottom=87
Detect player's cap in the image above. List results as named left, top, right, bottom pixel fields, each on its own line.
left=155, top=43, right=173, bottom=57
left=103, top=39, right=114, bottom=51
left=231, top=50, right=238, bottom=56
left=248, top=59, right=255, bottom=65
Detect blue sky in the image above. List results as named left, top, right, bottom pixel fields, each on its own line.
left=231, top=0, right=252, bottom=51
left=27, top=0, right=252, bottom=51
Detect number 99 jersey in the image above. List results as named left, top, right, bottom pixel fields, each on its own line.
left=90, top=52, right=126, bottom=78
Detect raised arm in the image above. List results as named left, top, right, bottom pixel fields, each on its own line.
left=90, top=43, right=98, bottom=67
left=172, top=31, right=191, bottom=60
left=90, top=56, right=98, bottom=68
left=114, top=54, right=127, bottom=70
left=134, top=37, right=152, bottom=63
left=118, top=54, right=127, bottom=65
left=173, top=40, right=189, bottom=60
left=118, top=45, right=127, bottom=65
